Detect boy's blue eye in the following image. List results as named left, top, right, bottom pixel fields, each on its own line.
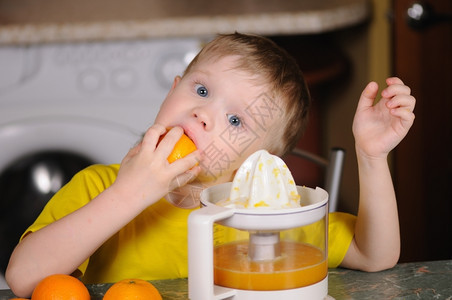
left=227, top=114, right=241, bottom=127
left=196, top=84, right=208, bottom=97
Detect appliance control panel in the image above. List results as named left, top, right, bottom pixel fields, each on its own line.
left=0, top=38, right=203, bottom=132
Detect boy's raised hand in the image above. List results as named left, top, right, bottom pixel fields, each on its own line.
left=114, top=125, right=201, bottom=210
left=352, top=77, right=416, bottom=159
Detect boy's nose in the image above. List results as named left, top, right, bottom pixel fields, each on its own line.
left=192, top=105, right=214, bottom=131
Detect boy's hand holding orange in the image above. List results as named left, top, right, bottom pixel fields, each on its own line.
left=115, top=125, right=200, bottom=211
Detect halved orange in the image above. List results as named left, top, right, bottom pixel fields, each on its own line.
left=159, top=131, right=197, bottom=163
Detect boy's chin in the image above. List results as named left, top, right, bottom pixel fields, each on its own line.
left=196, top=169, right=234, bottom=186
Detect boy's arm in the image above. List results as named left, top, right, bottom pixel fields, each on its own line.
left=5, top=126, right=200, bottom=297
left=340, top=77, right=415, bottom=272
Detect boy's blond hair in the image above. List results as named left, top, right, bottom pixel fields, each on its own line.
left=184, top=32, right=311, bottom=156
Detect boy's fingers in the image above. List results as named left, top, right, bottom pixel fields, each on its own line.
left=168, top=166, right=201, bottom=191
left=142, top=124, right=167, bottom=149
left=128, top=143, right=142, bottom=157
left=387, top=94, right=416, bottom=111
left=381, top=83, right=411, bottom=98
left=357, top=81, right=379, bottom=110
left=158, top=126, right=184, bottom=146
left=386, top=77, right=404, bottom=86
left=153, top=126, right=184, bottom=160
left=169, top=150, right=201, bottom=173
left=122, top=143, right=142, bottom=163
left=390, top=107, right=416, bottom=128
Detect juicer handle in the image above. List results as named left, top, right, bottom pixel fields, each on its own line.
left=188, top=204, right=236, bottom=300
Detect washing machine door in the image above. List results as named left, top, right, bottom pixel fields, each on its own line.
left=0, top=116, right=142, bottom=272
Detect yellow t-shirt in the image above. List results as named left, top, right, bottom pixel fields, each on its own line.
left=22, top=164, right=355, bottom=283
left=328, top=212, right=356, bottom=267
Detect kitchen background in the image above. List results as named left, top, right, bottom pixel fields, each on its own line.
left=0, top=0, right=450, bottom=288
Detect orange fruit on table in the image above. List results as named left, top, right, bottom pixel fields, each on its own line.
left=103, top=278, right=162, bottom=300
left=161, top=131, right=197, bottom=163
left=31, top=274, right=89, bottom=300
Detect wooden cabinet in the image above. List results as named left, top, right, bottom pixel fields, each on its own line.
left=393, top=0, right=452, bottom=262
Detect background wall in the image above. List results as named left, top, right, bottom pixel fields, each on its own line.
left=324, top=0, right=391, bottom=213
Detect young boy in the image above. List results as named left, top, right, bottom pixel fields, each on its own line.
left=6, top=33, right=415, bottom=297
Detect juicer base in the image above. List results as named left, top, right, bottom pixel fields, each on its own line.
left=214, top=275, right=328, bottom=300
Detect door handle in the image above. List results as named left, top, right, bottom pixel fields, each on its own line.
left=406, top=2, right=452, bottom=30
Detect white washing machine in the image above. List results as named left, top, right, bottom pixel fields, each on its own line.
left=0, top=37, right=202, bottom=282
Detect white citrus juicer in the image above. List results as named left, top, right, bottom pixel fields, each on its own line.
left=188, top=184, right=329, bottom=300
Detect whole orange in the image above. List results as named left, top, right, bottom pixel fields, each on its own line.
left=103, top=278, right=162, bottom=300
left=31, top=274, right=89, bottom=300
left=160, top=132, right=197, bottom=163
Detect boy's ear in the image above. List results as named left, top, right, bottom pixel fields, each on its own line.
left=170, top=76, right=182, bottom=91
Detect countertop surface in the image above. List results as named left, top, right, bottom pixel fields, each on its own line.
left=1, top=259, right=451, bottom=299
left=0, top=0, right=369, bottom=45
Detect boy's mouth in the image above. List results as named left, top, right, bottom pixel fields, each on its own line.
left=180, top=126, right=197, bottom=149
